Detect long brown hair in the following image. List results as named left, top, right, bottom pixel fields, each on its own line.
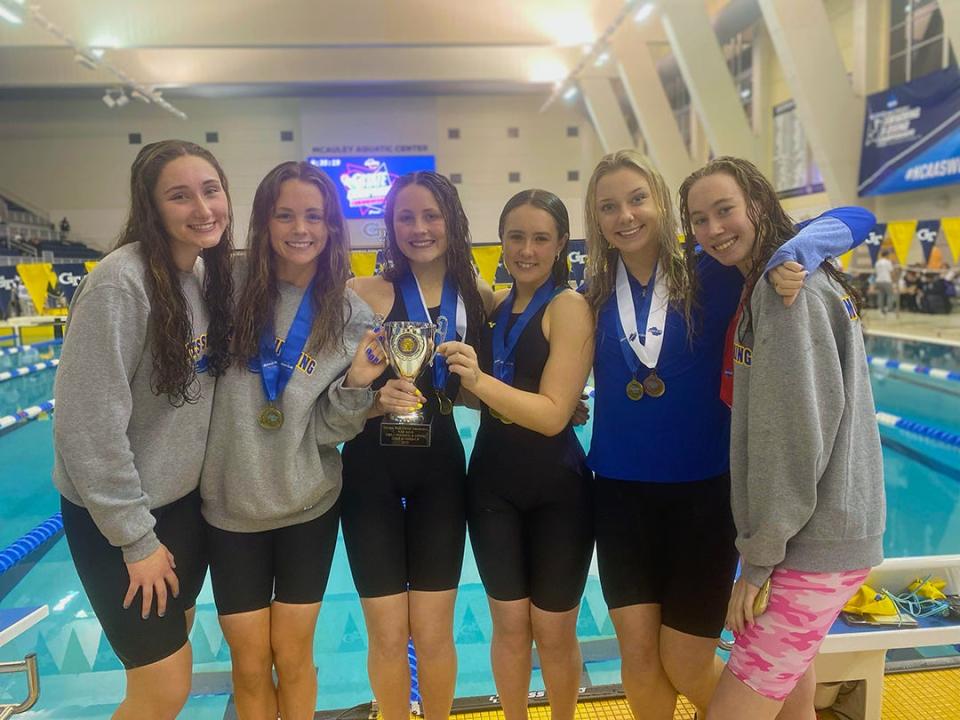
left=677, top=156, right=862, bottom=334
left=498, top=189, right=571, bottom=288
left=382, top=171, right=485, bottom=331
left=583, top=149, right=697, bottom=332
left=232, top=161, right=352, bottom=360
left=116, top=140, right=234, bottom=406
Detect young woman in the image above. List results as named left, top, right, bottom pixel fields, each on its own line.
left=582, top=149, right=873, bottom=719
left=54, top=140, right=234, bottom=719
left=342, top=171, right=492, bottom=720
left=438, top=189, right=593, bottom=720
left=200, top=160, right=386, bottom=719
left=680, top=157, right=884, bottom=720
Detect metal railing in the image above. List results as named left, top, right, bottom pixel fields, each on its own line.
left=0, top=654, right=40, bottom=719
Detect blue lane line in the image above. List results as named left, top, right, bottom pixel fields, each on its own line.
left=868, top=356, right=960, bottom=383
left=0, top=513, right=64, bottom=576
left=0, top=339, right=62, bottom=357
left=876, top=411, right=960, bottom=449
left=0, top=359, right=59, bottom=383
left=0, top=399, right=55, bottom=432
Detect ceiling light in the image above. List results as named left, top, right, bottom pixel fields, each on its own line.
left=115, top=91, right=129, bottom=107
left=89, top=47, right=105, bottom=59
left=101, top=91, right=116, bottom=108
left=563, top=86, right=579, bottom=101
left=635, top=3, right=654, bottom=23
left=594, top=51, right=611, bottom=67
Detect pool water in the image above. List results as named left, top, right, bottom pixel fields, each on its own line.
left=0, top=335, right=958, bottom=718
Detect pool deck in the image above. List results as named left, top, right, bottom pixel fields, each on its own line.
left=864, top=309, right=960, bottom=345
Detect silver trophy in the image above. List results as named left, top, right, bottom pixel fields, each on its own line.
left=380, top=318, right=447, bottom=446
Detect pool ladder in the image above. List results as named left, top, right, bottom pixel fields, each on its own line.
left=0, top=653, right=39, bottom=719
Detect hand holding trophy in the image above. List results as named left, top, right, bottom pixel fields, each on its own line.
left=379, top=316, right=448, bottom=447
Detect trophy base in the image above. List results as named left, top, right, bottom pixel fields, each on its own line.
left=380, top=421, right=432, bottom=448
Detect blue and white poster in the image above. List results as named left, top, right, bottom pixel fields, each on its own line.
left=865, top=223, right=887, bottom=266
left=915, top=220, right=940, bottom=265
left=859, top=67, right=960, bottom=196
left=307, top=155, right=436, bottom=219
left=51, top=263, right=88, bottom=303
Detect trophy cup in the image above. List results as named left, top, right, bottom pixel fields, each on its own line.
left=379, top=317, right=447, bottom=447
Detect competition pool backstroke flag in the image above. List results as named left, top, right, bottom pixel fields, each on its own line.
left=859, top=66, right=960, bottom=196
left=308, top=155, right=436, bottom=220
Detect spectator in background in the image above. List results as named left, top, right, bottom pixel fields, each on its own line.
left=873, top=249, right=895, bottom=315
left=899, top=268, right=922, bottom=312
left=60, top=217, right=71, bottom=242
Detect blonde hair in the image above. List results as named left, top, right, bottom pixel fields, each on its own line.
left=583, top=149, right=697, bottom=333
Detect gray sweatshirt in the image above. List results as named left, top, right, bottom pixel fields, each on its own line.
left=200, top=283, right=375, bottom=533
left=53, top=242, right=214, bottom=563
left=730, top=270, right=886, bottom=587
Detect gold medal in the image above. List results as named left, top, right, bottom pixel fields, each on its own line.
left=258, top=405, right=284, bottom=430
left=625, top=379, right=644, bottom=401
left=642, top=370, right=666, bottom=398
left=437, top=391, right=454, bottom=416
left=490, top=407, right=514, bottom=424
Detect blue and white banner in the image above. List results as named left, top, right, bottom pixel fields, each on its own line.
left=51, top=263, right=88, bottom=303
left=859, top=67, right=960, bottom=196
left=865, top=223, right=886, bottom=266
left=0, top=266, right=22, bottom=316
left=567, top=239, right=587, bottom=288
left=915, top=220, right=940, bottom=265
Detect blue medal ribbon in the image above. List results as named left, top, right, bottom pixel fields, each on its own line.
left=492, top=279, right=562, bottom=385
left=397, top=270, right=459, bottom=393
left=258, top=280, right=316, bottom=406
left=614, top=267, right=655, bottom=380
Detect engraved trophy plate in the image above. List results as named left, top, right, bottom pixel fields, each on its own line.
left=379, top=318, right=447, bottom=447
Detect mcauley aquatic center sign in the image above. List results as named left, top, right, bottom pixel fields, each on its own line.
left=858, top=67, right=960, bottom=196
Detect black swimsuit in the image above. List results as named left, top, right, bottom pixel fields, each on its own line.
left=340, top=292, right=469, bottom=597
left=467, top=300, right=594, bottom=612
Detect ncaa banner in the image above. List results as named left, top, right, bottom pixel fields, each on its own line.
left=52, top=263, right=89, bottom=303
left=865, top=223, right=887, bottom=266
left=859, top=67, right=960, bottom=196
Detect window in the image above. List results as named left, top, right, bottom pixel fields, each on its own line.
left=567, top=126, right=579, bottom=137
left=567, top=170, right=580, bottom=182
left=889, top=0, right=956, bottom=86
left=206, top=132, right=219, bottom=143
left=281, top=130, right=294, bottom=142
left=128, top=133, right=142, bottom=145
left=507, top=127, right=519, bottom=138
left=508, top=172, right=521, bottom=183
left=662, top=72, right=692, bottom=151
left=450, top=173, right=463, bottom=184
left=448, top=128, right=460, bottom=139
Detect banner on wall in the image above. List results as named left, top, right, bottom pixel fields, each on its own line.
left=16, top=263, right=66, bottom=316
left=858, top=66, right=960, bottom=196
left=567, top=239, right=587, bottom=287
left=308, top=155, right=436, bottom=219
left=865, top=223, right=887, bottom=266
left=772, top=99, right=825, bottom=199
left=886, top=220, right=918, bottom=266
left=942, top=217, right=960, bottom=263
left=0, top=266, right=23, bottom=316
left=52, top=263, right=89, bottom=303
left=914, top=220, right=940, bottom=265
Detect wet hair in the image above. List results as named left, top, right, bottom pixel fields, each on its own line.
left=232, top=161, right=353, bottom=360
left=116, top=139, right=234, bottom=406
left=382, top=171, right=485, bottom=330
left=678, top=155, right=862, bottom=334
left=498, top=189, right=571, bottom=288
left=583, top=149, right=697, bottom=332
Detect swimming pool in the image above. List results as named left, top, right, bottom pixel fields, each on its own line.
left=1, top=334, right=958, bottom=718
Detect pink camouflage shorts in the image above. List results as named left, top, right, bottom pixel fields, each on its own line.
left=726, top=566, right=871, bottom=701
